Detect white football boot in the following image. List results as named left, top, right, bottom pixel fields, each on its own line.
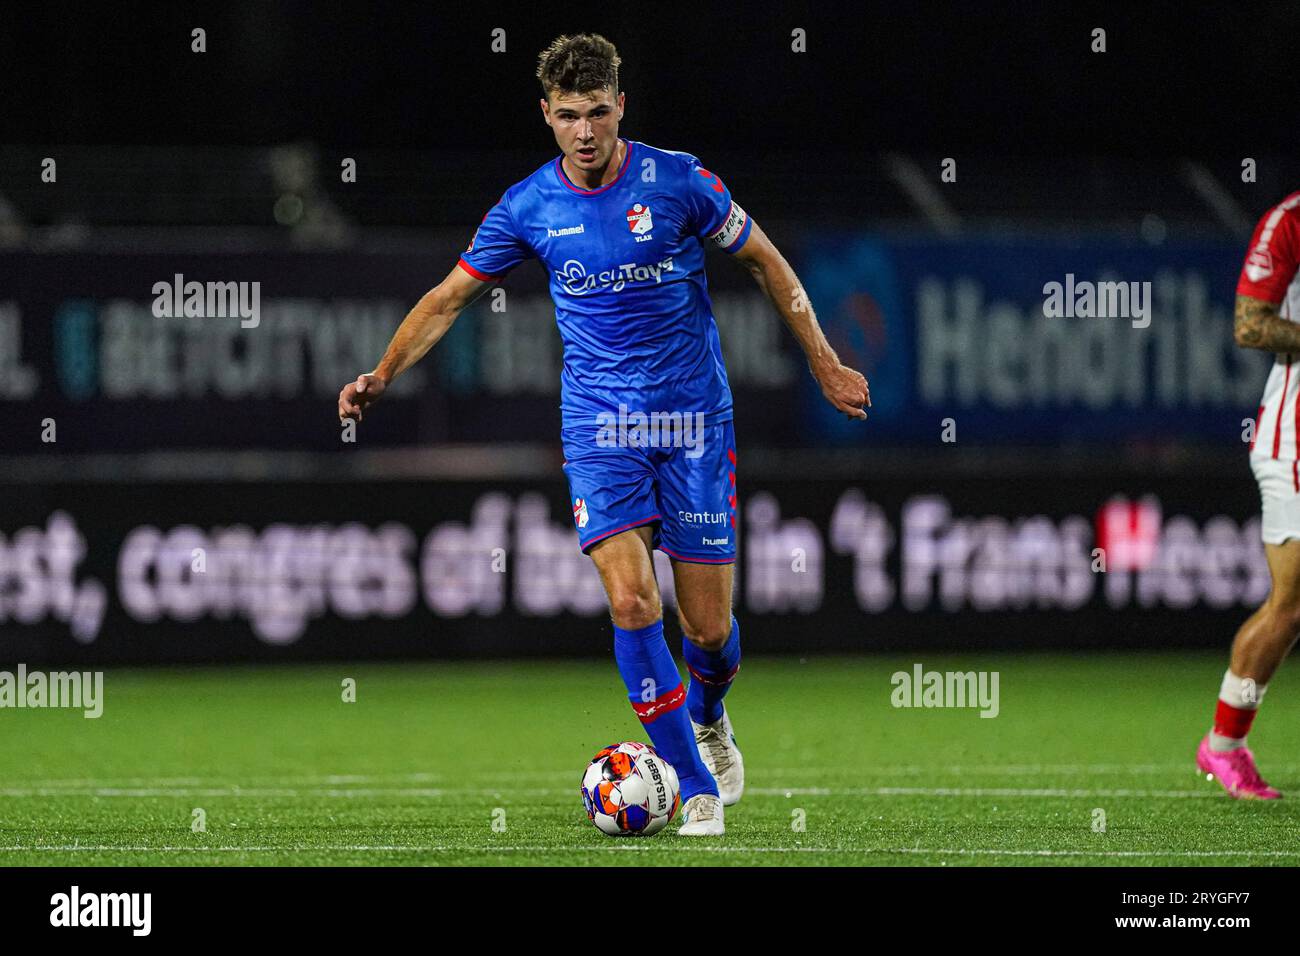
left=692, top=706, right=745, bottom=806
left=678, top=792, right=725, bottom=836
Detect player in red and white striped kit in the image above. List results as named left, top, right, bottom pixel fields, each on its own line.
left=1196, top=190, right=1300, bottom=798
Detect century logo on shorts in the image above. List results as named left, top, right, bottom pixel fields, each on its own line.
left=679, top=510, right=727, bottom=524
left=558, top=256, right=676, bottom=295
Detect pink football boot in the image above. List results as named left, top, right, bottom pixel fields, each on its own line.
left=1196, top=735, right=1282, bottom=800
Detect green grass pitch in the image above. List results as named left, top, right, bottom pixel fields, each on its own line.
left=1, top=652, right=1298, bottom=866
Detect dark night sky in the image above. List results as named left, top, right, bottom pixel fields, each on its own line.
left=2, top=1, right=1296, bottom=156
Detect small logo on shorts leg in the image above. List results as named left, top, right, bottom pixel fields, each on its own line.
left=573, top=497, right=590, bottom=529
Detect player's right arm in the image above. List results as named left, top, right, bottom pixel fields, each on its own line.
left=339, top=190, right=532, bottom=422
left=337, top=263, right=489, bottom=422
left=1234, top=294, right=1300, bottom=352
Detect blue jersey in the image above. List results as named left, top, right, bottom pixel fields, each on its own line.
left=458, top=139, right=753, bottom=427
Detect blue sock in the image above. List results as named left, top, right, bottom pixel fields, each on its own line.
left=614, top=620, right=717, bottom=801
left=683, top=616, right=742, bottom=725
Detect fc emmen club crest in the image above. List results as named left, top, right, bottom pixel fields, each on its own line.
left=573, top=497, right=590, bottom=529
left=626, top=203, right=653, bottom=235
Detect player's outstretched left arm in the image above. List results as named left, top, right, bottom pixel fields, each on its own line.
left=732, top=223, right=870, bottom=419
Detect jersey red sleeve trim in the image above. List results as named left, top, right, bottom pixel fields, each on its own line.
left=456, top=257, right=498, bottom=282
left=1237, top=194, right=1300, bottom=303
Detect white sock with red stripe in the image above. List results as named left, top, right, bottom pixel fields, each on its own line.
left=1209, top=669, right=1266, bottom=752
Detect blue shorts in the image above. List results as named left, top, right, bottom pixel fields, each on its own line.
left=562, top=418, right=737, bottom=564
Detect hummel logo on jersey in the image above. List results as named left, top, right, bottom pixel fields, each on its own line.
left=696, top=168, right=725, bottom=193
left=547, top=224, right=585, bottom=238
left=626, top=203, right=653, bottom=241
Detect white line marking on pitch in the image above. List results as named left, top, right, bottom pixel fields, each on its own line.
left=0, top=787, right=457, bottom=798
left=0, top=845, right=1296, bottom=859
left=0, top=785, right=1223, bottom=799
left=752, top=786, right=1225, bottom=799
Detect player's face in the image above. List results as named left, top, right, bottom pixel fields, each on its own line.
left=541, top=87, right=625, bottom=173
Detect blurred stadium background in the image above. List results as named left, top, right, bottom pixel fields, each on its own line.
left=0, top=3, right=1294, bottom=671
left=5, top=137, right=1296, bottom=664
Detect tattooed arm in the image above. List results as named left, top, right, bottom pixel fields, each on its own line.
left=1234, top=295, right=1300, bottom=353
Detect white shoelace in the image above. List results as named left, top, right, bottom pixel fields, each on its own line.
left=696, top=724, right=735, bottom=775
left=687, top=793, right=720, bottom=820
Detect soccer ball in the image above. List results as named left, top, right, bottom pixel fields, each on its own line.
left=580, top=741, right=681, bottom=836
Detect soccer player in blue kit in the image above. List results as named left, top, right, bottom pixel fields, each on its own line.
left=338, top=34, right=870, bottom=835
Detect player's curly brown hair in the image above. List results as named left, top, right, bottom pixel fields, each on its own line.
left=536, top=34, right=621, bottom=99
